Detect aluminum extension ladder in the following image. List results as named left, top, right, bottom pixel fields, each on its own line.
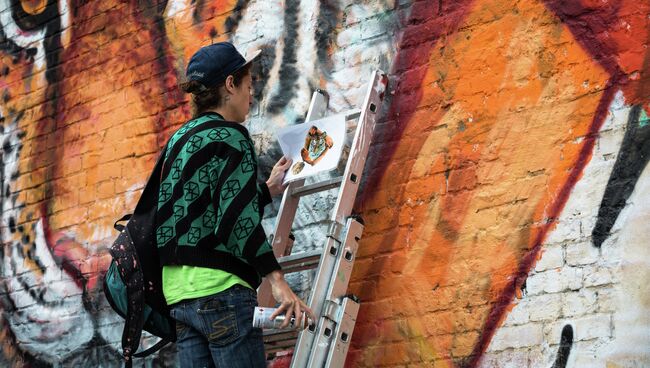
left=257, top=70, right=388, bottom=367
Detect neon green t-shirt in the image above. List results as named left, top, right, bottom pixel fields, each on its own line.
left=163, top=265, right=252, bottom=305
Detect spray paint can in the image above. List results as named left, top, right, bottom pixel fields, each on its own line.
left=252, top=307, right=313, bottom=330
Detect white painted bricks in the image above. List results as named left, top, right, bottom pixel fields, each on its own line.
left=487, top=324, right=544, bottom=351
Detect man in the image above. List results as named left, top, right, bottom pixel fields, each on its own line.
left=156, top=42, right=313, bottom=368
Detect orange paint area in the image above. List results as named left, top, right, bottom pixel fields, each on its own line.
left=543, top=0, right=650, bottom=116
left=10, top=1, right=208, bottom=292
left=19, top=0, right=47, bottom=15
left=164, top=0, right=241, bottom=69
left=349, top=0, right=611, bottom=365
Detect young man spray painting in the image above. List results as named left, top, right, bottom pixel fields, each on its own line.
left=156, top=42, right=314, bottom=367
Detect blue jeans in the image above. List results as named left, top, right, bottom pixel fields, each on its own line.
left=169, top=285, right=266, bottom=368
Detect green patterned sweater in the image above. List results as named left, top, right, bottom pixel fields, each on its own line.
left=156, top=112, right=280, bottom=289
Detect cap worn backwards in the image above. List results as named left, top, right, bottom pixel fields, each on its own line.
left=186, top=42, right=260, bottom=89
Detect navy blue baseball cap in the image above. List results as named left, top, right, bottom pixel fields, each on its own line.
left=186, top=42, right=261, bottom=89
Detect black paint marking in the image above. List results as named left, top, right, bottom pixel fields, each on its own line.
left=316, top=1, right=339, bottom=77
left=25, top=47, right=37, bottom=60
left=0, top=150, right=4, bottom=260
left=266, top=1, right=300, bottom=115
left=209, top=27, right=217, bottom=39
left=192, top=0, right=204, bottom=24
left=0, top=290, right=17, bottom=312
left=251, top=44, right=275, bottom=112
left=25, top=243, right=47, bottom=275
left=224, top=0, right=249, bottom=34
left=551, top=325, right=574, bottom=368
left=2, top=140, right=11, bottom=154
left=42, top=0, right=63, bottom=86
left=592, top=105, right=650, bottom=247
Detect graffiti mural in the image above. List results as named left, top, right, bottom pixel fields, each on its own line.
left=0, top=0, right=395, bottom=366
left=0, top=0, right=648, bottom=367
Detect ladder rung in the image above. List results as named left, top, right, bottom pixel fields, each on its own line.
left=263, top=330, right=299, bottom=354
left=265, top=342, right=296, bottom=355
left=291, top=176, right=343, bottom=197
left=263, top=329, right=299, bottom=342
left=277, top=250, right=322, bottom=273
left=345, top=109, right=361, bottom=120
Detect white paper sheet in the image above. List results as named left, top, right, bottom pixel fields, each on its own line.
left=277, top=113, right=346, bottom=184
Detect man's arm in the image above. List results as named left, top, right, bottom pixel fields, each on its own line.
left=267, top=269, right=315, bottom=329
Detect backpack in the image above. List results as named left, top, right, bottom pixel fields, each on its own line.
left=103, top=147, right=175, bottom=367
left=103, top=117, right=234, bottom=366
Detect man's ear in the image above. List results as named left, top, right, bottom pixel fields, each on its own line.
left=224, top=75, right=235, bottom=94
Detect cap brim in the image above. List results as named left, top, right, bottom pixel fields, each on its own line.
left=230, top=49, right=261, bottom=77
left=243, top=49, right=262, bottom=67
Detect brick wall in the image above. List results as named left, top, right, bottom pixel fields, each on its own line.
left=0, top=1, right=648, bottom=367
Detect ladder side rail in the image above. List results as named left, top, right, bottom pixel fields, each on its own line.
left=258, top=90, right=329, bottom=307
left=320, top=220, right=363, bottom=304
left=332, top=70, right=387, bottom=225
left=323, top=297, right=360, bottom=367
left=311, top=70, right=386, bottom=316
left=290, top=229, right=346, bottom=366
left=306, top=219, right=363, bottom=367
left=291, top=70, right=387, bottom=368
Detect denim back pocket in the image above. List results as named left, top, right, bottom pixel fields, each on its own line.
left=197, top=296, right=239, bottom=346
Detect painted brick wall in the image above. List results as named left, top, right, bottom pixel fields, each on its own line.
left=0, top=1, right=648, bottom=367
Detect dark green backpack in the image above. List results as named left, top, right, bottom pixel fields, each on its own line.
left=103, top=147, right=175, bottom=367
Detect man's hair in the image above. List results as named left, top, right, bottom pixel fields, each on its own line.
left=180, top=62, right=252, bottom=116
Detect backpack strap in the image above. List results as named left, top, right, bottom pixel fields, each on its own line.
left=114, top=214, right=132, bottom=232
left=113, top=231, right=144, bottom=367
left=115, top=149, right=170, bottom=366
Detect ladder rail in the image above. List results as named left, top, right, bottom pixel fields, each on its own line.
left=305, top=219, right=363, bottom=367
left=331, top=71, right=388, bottom=225
left=291, top=70, right=388, bottom=368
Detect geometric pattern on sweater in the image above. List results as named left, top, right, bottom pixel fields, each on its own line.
left=155, top=113, right=277, bottom=275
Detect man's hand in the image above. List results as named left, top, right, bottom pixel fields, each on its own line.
left=267, top=270, right=315, bottom=329
left=266, top=157, right=292, bottom=197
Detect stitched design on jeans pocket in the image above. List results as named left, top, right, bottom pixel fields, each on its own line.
left=207, top=312, right=238, bottom=345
